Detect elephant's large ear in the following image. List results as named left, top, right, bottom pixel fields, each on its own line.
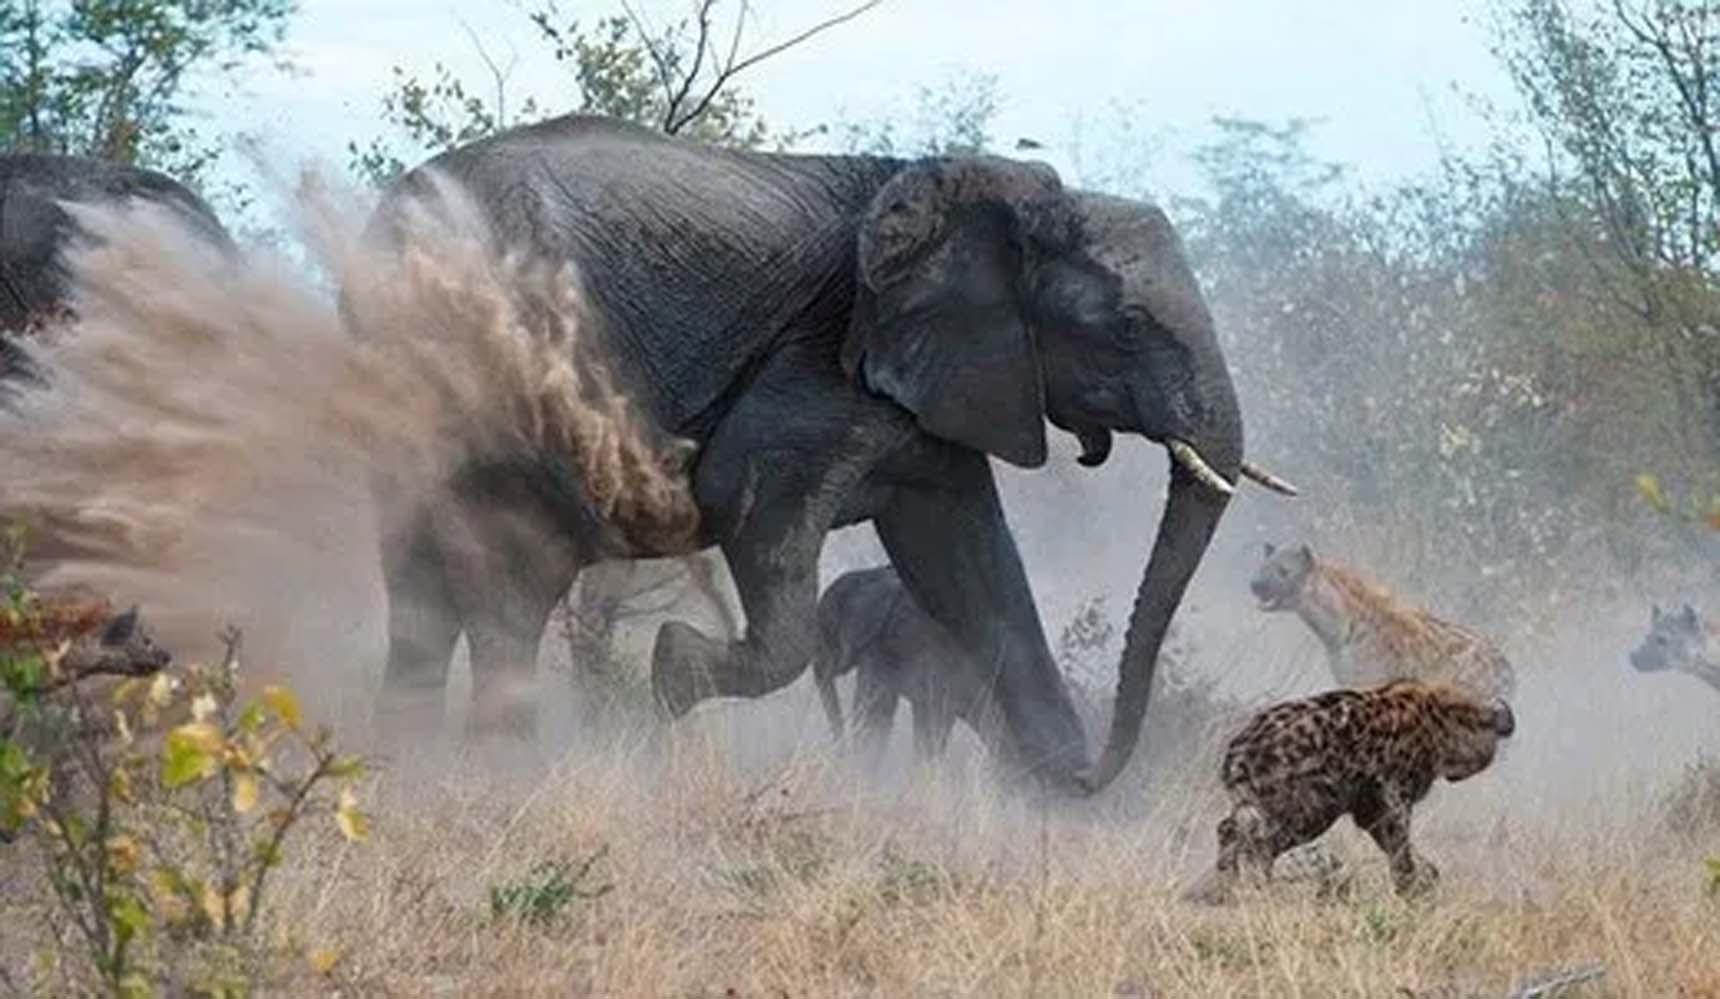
left=844, top=158, right=1073, bottom=468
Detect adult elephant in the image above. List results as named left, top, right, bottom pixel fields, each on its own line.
left=357, top=114, right=1293, bottom=794
left=1, top=154, right=234, bottom=566
left=1, top=153, right=233, bottom=394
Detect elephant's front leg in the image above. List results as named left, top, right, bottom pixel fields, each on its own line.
left=650, top=356, right=908, bottom=718
left=872, top=444, right=1090, bottom=785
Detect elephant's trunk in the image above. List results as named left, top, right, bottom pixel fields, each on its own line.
left=1078, top=458, right=1231, bottom=793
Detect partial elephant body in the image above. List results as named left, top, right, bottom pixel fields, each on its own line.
left=814, top=566, right=1008, bottom=763
left=1, top=153, right=232, bottom=340
left=0, top=154, right=233, bottom=566
left=355, top=114, right=1257, bottom=793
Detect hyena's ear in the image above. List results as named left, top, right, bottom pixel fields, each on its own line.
left=1295, top=544, right=1314, bottom=567
left=101, top=606, right=139, bottom=646
left=1652, top=603, right=1664, bottom=622
left=1681, top=604, right=1700, bottom=626
left=1263, top=542, right=1276, bottom=559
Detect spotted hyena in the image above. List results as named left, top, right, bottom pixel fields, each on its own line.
left=1186, top=679, right=1515, bottom=904
left=1, top=585, right=171, bottom=841
left=0, top=584, right=170, bottom=684
left=1629, top=603, right=1720, bottom=696
left=1250, top=543, right=1516, bottom=700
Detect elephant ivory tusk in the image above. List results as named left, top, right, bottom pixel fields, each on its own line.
left=1168, top=440, right=1235, bottom=496
left=1240, top=461, right=1300, bottom=497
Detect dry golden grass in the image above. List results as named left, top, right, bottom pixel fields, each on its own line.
left=9, top=701, right=1706, bottom=999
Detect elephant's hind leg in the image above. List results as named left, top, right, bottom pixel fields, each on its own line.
left=376, top=505, right=463, bottom=747
left=428, top=479, right=582, bottom=742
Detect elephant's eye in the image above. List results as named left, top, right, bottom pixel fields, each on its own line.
left=1119, top=304, right=1161, bottom=332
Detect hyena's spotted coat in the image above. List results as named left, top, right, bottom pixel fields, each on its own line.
left=1250, top=543, right=1516, bottom=700
left=1187, top=679, right=1515, bottom=903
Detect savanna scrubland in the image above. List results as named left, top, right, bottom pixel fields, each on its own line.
left=5, top=1, right=1720, bottom=996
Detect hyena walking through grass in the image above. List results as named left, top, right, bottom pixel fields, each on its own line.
left=1186, top=679, right=1516, bottom=904
left=1250, top=543, right=1516, bottom=700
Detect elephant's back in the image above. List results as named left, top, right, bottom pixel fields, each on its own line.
left=1, top=154, right=230, bottom=328
left=370, top=115, right=889, bottom=437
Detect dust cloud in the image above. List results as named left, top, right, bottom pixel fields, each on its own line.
left=0, top=169, right=697, bottom=708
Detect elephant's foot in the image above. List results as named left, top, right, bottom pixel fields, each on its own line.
left=1181, top=868, right=1235, bottom=906
left=373, top=685, right=447, bottom=754
left=466, top=679, right=541, bottom=742
left=650, top=620, right=728, bottom=719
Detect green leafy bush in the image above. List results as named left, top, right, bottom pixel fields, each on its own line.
left=1, top=550, right=371, bottom=998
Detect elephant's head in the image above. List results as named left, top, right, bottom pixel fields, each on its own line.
left=843, top=156, right=1294, bottom=793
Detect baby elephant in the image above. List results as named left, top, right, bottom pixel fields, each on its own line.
left=1187, top=679, right=1515, bottom=904
left=813, top=566, right=1005, bottom=762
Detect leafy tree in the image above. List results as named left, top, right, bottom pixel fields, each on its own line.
left=1486, top=0, right=1720, bottom=493
left=350, top=0, right=879, bottom=186
left=833, top=70, right=1002, bottom=157
left=0, top=0, right=296, bottom=186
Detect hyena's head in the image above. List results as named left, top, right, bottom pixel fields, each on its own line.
left=1426, top=686, right=1516, bottom=783
left=63, top=605, right=173, bottom=678
left=1630, top=603, right=1708, bottom=675
left=1250, top=542, right=1315, bottom=613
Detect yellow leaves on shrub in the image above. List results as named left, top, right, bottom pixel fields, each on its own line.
left=262, top=685, right=301, bottom=731
left=236, top=700, right=267, bottom=734
left=162, top=722, right=223, bottom=788
left=1637, top=473, right=1669, bottom=512
left=231, top=772, right=259, bottom=815
left=116, top=971, right=154, bottom=999
left=106, top=834, right=142, bottom=876
left=307, top=948, right=340, bottom=975
left=190, top=692, right=219, bottom=723
left=147, top=673, right=178, bottom=708
left=335, top=786, right=369, bottom=843
left=150, top=869, right=193, bottom=927
left=198, top=881, right=250, bottom=931
left=109, top=766, right=134, bottom=805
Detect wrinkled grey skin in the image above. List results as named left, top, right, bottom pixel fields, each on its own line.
left=357, top=114, right=1248, bottom=794
left=814, top=566, right=1009, bottom=766
left=1630, top=604, right=1720, bottom=695
left=0, top=152, right=233, bottom=404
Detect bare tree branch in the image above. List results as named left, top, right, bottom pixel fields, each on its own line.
left=459, top=18, right=522, bottom=127
left=661, top=0, right=718, bottom=132
left=618, top=0, right=678, bottom=115
left=667, top=0, right=887, bottom=134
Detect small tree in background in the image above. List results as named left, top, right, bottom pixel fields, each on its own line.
left=832, top=69, right=1002, bottom=157
left=349, top=0, right=881, bottom=186
left=0, top=0, right=297, bottom=201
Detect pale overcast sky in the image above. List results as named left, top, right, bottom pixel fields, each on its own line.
left=203, top=0, right=1519, bottom=208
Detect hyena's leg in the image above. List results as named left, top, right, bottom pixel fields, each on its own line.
left=1355, top=787, right=1436, bottom=897
left=1186, top=801, right=1273, bottom=904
